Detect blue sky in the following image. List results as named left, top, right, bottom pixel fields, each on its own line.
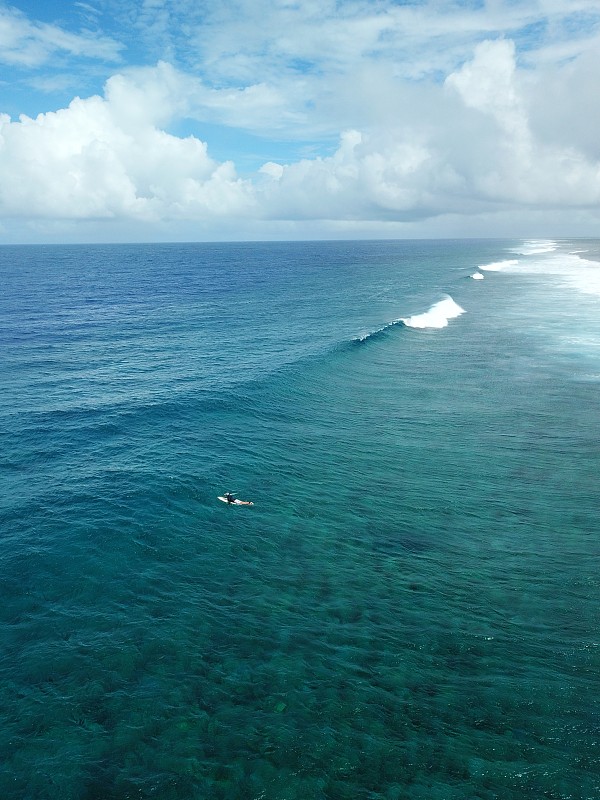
left=1, top=0, right=600, bottom=242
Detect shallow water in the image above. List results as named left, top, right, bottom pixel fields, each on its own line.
left=1, top=239, right=598, bottom=799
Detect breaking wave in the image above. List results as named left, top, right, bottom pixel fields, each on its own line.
left=478, top=259, right=519, bottom=272
left=512, top=239, right=559, bottom=255
left=401, top=296, right=465, bottom=329
left=355, top=296, right=465, bottom=342
left=480, top=244, right=600, bottom=300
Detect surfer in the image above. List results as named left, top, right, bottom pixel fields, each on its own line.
left=218, top=492, right=253, bottom=506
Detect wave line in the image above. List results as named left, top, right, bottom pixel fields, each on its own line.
left=354, top=295, right=466, bottom=342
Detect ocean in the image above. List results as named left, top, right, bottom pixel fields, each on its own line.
left=0, top=238, right=598, bottom=799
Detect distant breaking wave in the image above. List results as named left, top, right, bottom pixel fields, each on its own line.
left=513, top=239, right=558, bottom=255
left=478, top=259, right=519, bottom=272
left=479, top=243, right=600, bottom=300
left=355, top=296, right=465, bottom=342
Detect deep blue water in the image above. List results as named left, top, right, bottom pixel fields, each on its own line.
left=1, top=239, right=598, bottom=799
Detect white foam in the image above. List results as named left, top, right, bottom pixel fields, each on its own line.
left=401, top=296, right=465, bottom=329
left=470, top=272, right=484, bottom=280
left=500, top=250, right=600, bottom=298
left=562, top=256, right=600, bottom=297
left=478, top=259, right=519, bottom=272
left=512, top=239, right=558, bottom=255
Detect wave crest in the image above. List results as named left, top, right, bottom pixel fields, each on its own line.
left=355, top=296, right=466, bottom=342
left=401, top=296, right=465, bottom=329
left=355, top=319, right=403, bottom=343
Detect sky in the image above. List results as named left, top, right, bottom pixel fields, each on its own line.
left=1, top=0, right=600, bottom=243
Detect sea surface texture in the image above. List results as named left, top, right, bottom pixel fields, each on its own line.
left=1, top=239, right=598, bottom=800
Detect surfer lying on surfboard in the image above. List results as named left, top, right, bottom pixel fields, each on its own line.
left=219, top=492, right=253, bottom=506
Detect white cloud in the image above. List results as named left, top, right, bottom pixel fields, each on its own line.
left=182, top=0, right=600, bottom=85
left=446, top=40, right=524, bottom=131
left=0, top=4, right=122, bottom=67
left=257, top=129, right=443, bottom=221
left=2, top=0, right=600, bottom=240
left=0, top=65, right=254, bottom=222
left=2, top=39, right=600, bottom=237
left=255, top=37, right=600, bottom=224
left=525, top=45, right=600, bottom=161
left=443, top=39, right=600, bottom=207
left=167, top=1, right=600, bottom=146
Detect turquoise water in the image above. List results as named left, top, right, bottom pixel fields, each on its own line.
left=1, top=239, right=598, bottom=799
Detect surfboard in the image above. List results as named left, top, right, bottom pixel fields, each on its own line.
left=218, top=496, right=254, bottom=506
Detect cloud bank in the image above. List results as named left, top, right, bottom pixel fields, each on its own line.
left=1, top=0, right=600, bottom=241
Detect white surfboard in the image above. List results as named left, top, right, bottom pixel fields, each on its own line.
left=218, top=496, right=254, bottom=506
